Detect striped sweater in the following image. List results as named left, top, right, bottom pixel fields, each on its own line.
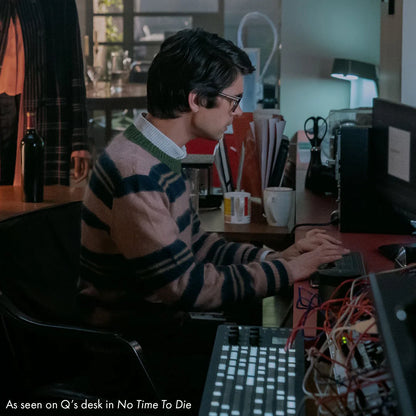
left=78, top=124, right=293, bottom=331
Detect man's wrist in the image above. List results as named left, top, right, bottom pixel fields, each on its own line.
left=293, top=242, right=303, bottom=254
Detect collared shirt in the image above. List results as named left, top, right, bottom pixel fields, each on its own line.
left=134, top=112, right=187, bottom=160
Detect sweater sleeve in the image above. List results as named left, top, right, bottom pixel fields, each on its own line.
left=110, top=185, right=293, bottom=311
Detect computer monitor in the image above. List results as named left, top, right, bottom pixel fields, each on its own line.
left=371, top=98, right=416, bottom=233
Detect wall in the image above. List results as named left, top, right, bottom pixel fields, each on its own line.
left=280, top=0, right=380, bottom=138
left=372, top=0, right=416, bottom=107
left=401, top=0, right=416, bottom=106
left=224, top=0, right=281, bottom=105
left=379, top=0, right=402, bottom=103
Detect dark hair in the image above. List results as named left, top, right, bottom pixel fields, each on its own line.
left=147, top=28, right=255, bottom=119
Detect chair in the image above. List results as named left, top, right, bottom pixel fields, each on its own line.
left=0, top=202, right=161, bottom=405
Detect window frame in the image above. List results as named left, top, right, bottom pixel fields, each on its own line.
left=86, top=0, right=224, bottom=66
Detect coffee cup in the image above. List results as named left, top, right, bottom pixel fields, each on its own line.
left=224, top=191, right=251, bottom=224
left=263, top=187, right=294, bottom=227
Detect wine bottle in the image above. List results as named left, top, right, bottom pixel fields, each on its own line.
left=21, top=112, right=45, bottom=202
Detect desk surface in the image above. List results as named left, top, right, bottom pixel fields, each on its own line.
left=199, top=206, right=292, bottom=250
left=0, top=186, right=85, bottom=222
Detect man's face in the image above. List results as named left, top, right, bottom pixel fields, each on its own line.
left=191, top=74, right=244, bottom=141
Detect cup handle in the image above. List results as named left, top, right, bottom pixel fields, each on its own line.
left=265, top=193, right=278, bottom=223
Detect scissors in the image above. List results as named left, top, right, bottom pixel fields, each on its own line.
left=304, top=116, right=328, bottom=147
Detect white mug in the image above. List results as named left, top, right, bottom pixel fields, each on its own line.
left=263, top=187, right=294, bottom=227
left=224, top=191, right=251, bottom=224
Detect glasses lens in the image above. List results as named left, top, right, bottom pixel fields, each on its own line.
left=231, top=99, right=240, bottom=112
left=219, top=92, right=241, bottom=112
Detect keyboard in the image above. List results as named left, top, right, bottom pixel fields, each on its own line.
left=199, top=325, right=304, bottom=416
left=316, top=251, right=366, bottom=278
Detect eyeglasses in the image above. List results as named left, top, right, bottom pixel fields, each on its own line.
left=218, top=92, right=242, bottom=112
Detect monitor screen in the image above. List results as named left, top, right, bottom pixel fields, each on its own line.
left=371, top=98, right=416, bottom=229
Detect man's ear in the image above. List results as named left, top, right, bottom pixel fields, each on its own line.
left=188, top=91, right=200, bottom=112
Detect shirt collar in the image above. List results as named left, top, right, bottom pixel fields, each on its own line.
left=134, top=113, right=187, bottom=160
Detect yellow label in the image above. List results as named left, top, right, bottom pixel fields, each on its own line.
left=224, top=197, right=231, bottom=216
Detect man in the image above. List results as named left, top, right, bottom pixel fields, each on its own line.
left=78, top=28, right=347, bottom=407
left=0, top=0, right=90, bottom=186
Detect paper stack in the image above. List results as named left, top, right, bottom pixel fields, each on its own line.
left=213, top=110, right=288, bottom=197
left=251, top=109, right=288, bottom=190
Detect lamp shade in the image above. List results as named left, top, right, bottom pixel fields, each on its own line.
left=331, top=58, right=377, bottom=81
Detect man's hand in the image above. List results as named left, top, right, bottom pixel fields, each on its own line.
left=287, top=243, right=350, bottom=282
left=72, top=156, right=90, bottom=183
left=295, top=229, right=343, bottom=254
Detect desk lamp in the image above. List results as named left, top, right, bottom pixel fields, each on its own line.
left=331, top=58, right=378, bottom=108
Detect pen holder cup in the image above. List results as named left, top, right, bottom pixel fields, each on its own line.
left=224, top=192, right=251, bottom=224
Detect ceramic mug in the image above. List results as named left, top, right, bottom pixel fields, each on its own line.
left=263, top=187, right=294, bottom=227
left=224, top=191, right=251, bottom=224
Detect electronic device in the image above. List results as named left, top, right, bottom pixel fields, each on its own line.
left=307, top=265, right=398, bottom=415
left=323, top=107, right=372, bottom=166
left=337, top=126, right=374, bottom=232
left=327, top=330, right=395, bottom=413
left=378, top=242, right=416, bottom=265
left=199, top=325, right=304, bottom=416
left=337, top=99, right=416, bottom=234
left=372, top=99, right=416, bottom=233
left=181, top=154, right=224, bottom=209
left=310, top=251, right=366, bottom=288
left=370, top=267, right=416, bottom=416
left=337, top=125, right=408, bottom=233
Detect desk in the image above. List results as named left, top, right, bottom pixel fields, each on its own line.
left=0, top=186, right=85, bottom=222
left=86, top=82, right=147, bottom=144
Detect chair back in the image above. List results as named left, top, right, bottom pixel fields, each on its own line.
left=0, top=202, right=161, bottom=403
left=0, top=201, right=82, bottom=323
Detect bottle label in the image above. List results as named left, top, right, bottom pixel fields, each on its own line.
left=26, top=112, right=36, bottom=130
